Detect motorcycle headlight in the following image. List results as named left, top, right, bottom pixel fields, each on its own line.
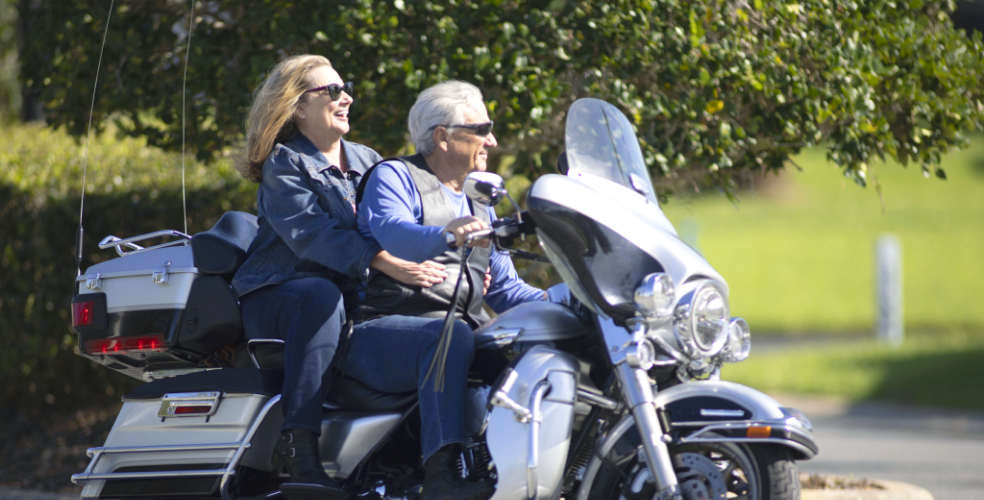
left=674, top=281, right=729, bottom=357
left=721, top=317, right=751, bottom=363
left=634, top=273, right=675, bottom=318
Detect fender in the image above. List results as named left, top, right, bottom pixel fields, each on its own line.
left=652, top=380, right=817, bottom=460
left=576, top=380, right=816, bottom=500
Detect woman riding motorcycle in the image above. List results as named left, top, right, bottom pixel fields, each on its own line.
left=231, top=54, right=447, bottom=498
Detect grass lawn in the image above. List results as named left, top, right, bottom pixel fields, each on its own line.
left=661, top=137, right=984, bottom=335
left=721, top=332, right=984, bottom=411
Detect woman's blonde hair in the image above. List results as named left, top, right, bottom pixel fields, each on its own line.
left=238, top=55, right=332, bottom=182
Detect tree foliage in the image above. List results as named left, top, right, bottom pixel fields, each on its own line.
left=20, top=0, right=984, bottom=195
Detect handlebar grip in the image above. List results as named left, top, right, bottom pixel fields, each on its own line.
left=445, top=228, right=495, bottom=247
left=466, top=229, right=495, bottom=242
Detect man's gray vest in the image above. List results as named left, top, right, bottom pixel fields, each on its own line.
left=357, top=154, right=492, bottom=327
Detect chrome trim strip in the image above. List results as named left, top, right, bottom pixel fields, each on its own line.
left=679, top=436, right=816, bottom=459
left=73, top=469, right=228, bottom=481
left=247, top=339, right=285, bottom=370
left=526, top=381, right=550, bottom=500
left=699, top=409, right=745, bottom=418
left=85, top=442, right=242, bottom=457
left=145, top=367, right=220, bottom=380
left=75, top=267, right=200, bottom=282
left=99, top=231, right=192, bottom=257
left=675, top=420, right=818, bottom=459
left=164, top=391, right=222, bottom=400
left=575, top=388, right=619, bottom=411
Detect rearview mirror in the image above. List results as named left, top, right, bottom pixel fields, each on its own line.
left=464, top=172, right=507, bottom=206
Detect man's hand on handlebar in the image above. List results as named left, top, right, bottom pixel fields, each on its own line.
left=443, top=216, right=492, bottom=248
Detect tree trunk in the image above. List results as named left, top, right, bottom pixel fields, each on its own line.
left=16, top=0, right=43, bottom=122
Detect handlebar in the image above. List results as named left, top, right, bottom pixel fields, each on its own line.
left=444, top=228, right=495, bottom=247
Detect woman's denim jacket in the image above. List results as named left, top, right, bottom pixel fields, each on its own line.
left=232, top=133, right=384, bottom=298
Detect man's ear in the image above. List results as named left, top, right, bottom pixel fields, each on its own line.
left=433, top=127, right=450, bottom=151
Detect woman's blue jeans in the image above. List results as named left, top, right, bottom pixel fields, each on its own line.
left=344, top=315, right=475, bottom=462
left=240, top=277, right=345, bottom=435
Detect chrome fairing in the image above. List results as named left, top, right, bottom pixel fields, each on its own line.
left=474, top=302, right=589, bottom=349
left=486, top=345, right=579, bottom=500
left=653, top=380, right=818, bottom=459
left=528, top=173, right=725, bottom=321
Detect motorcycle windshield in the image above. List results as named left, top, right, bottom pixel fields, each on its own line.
left=564, top=98, right=660, bottom=206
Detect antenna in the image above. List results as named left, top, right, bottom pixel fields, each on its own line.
left=76, top=0, right=116, bottom=279
left=180, top=0, right=198, bottom=235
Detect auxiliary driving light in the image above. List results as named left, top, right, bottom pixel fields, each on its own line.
left=634, top=273, right=675, bottom=318
left=721, top=317, right=752, bottom=363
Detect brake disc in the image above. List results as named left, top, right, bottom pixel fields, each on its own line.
left=675, top=452, right=727, bottom=500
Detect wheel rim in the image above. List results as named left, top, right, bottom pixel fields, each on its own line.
left=671, top=441, right=760, bottom=500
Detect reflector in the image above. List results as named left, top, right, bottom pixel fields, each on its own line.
left=746, top=426, right=772, bottom=439
left=173, top=405, right=211, bottom=414
left=86, top=334, right=166, bottom=355
left=72, top=301, right=94, bottom=327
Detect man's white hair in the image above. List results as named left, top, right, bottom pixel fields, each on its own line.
left=408, top=80, right=485, bottom=156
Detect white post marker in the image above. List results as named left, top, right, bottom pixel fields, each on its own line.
left=875, top=234, right=904, bottom=346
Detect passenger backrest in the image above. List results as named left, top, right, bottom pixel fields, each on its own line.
left=191, top=211, right=258, bottom=276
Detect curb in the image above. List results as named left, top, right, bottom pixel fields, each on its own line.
left=802, top=478, right=935, bottom=500
left=0, top=487, right=79, bottom=500
left=1, top=477, right=935, bottom=500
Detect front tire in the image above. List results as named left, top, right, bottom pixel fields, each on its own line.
left=752, top=445, right=800, bottom=500
left=586, top=436, right=800, bottom=500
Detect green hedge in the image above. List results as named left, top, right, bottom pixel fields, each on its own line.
left=0, top=122, right=255, bottom=412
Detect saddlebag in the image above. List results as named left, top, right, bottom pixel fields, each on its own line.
left=72, top=212, right=257, bottom=380
left=74, top=368, right=284, bottom=500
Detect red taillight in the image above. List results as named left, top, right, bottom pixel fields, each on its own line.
left=86, top=334, right=166, bottom=355
left=173, top=405, right=212, bottom=415
left=72, top=301, right=94, bottom=327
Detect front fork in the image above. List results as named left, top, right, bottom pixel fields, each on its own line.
left=603, top=318, right=682, bottom=500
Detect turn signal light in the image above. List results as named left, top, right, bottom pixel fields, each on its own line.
left=746, top=426, right=772, bottom=439
left=72, top=301, right=94, bottom=327
left=86, top=334, right=166, bottom=355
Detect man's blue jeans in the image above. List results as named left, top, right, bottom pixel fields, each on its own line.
left=344, top=315, right=475, bottom=462
left=241, top=278, right=345, bottom=435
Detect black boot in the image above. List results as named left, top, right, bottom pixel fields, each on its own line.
left=274, top=429, right=350, bottom=500
left=421, top=445, right=494, bottom=500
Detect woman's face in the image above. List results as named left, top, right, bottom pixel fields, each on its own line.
left=296, top=66, right=352, bottom=141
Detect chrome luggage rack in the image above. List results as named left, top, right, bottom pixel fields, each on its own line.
left=99, top=229, right=192, bottom=257
left=71, top=395, right=280, bottom=500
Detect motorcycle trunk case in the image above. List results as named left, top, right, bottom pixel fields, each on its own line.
left=73, top=245, right=243, bottom=380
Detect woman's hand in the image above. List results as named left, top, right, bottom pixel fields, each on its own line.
left=371, top=251, right=448, bottom=288
left=483, top=267, right=492, bottom=295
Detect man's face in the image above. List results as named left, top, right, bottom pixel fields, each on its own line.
left=445, top=104, right=497, bottom=173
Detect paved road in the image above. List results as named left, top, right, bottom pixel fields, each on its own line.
left=774, top=394, right=984, bottom=500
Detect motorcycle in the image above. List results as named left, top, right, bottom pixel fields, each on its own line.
left=70, top=97, right=816, bottom=500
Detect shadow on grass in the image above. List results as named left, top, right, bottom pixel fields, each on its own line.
left=971, top=155, right=984, bottom=177
left=867, top=346, right=984, bottom=411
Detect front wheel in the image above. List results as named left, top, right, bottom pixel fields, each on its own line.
left=587, top=437, right=800, bottom=500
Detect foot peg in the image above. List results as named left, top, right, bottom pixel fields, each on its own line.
left=280, top=483, right=351, bottom=500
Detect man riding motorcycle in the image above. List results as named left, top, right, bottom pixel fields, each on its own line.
left=346, top=80, right=544, bottom=500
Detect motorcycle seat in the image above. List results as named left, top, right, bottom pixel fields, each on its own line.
left=235, top=340, right=417, bottom=412
left=191, top=211, right=258, bottom=276
left=323, top=372, right=417, bottom=412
